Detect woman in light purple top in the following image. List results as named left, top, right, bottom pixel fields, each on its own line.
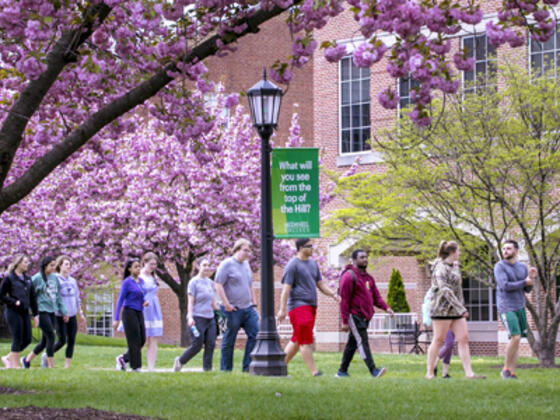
left=52, top=256, right=86, bottom=368
left=173, top=257, right=218, bottom=372
left=140, top=252, right=163, bottom=371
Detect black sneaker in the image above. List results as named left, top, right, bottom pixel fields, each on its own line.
left=21, top=357, right=30, bottom=369
left=335, top=371, right=349, bottom=378
left=501, top=369, right=518, bottom=380
left=313, top=371, right=322, bottom=377
left=442, top=374, right=451, bottom=379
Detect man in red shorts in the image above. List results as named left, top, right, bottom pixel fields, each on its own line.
left=277, top=238, right=340, bottom=376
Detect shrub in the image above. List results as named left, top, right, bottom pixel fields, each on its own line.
left=386, top=268, right=410, bottom=313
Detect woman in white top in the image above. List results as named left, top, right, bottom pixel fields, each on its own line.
left=140, top=252, right=163, bottom=371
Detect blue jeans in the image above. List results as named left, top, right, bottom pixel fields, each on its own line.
left=220, top=306, right=259, bottom=372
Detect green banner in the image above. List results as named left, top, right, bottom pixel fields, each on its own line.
left=271, top=148, right=320, bottom=238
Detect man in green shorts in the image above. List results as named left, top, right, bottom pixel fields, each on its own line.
left=494, top=240, right=536, bottom=379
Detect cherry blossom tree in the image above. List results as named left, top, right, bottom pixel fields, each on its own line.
left=0, top=0, right=556, bottom=216
left=0, top=95, right=338, bottom=345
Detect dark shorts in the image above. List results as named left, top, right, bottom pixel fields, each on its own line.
left=288, top=305, right=316, bottom=345
left=500, top=308, right=528, bottom=338
left=431, top=316, right=463, bottom=320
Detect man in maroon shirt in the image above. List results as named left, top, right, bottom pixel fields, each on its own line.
left=336, top=249, right=393, bottom=378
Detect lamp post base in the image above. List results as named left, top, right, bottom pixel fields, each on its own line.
left=249, top=330, right=287, bottom=376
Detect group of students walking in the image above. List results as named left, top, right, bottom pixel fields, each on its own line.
left=0, top=254, right=83, bottom=369
left=1, top=237, right=535, bottom=379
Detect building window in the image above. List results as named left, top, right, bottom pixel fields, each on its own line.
left=398, top=75, right=420, bottom=117
left=462, top=276, right=497, bottom=321
left=530, top=23, right=560, bottom=77
left=339, top=57, right=371, bottom=154
left=204, top=92, right=230, bottom=125
left=462, top=35, right=497, bottom=94
left=85, top=289, right=114, bottom=337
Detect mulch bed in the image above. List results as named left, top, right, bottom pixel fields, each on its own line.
left=0, top=406, right=161, bottom=419
left=0, top=387, right=34, bottom=395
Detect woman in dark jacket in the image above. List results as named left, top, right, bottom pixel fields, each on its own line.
left=0, top=254, right=38, bottom=368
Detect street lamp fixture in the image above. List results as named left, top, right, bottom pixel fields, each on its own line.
left=247, top=69, right=287, bottom=376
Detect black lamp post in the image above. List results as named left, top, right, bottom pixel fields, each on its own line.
left=247, top=69, right=287, bottom=376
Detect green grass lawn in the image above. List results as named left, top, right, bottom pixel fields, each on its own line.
left=0, top=337, right=558, bottom=419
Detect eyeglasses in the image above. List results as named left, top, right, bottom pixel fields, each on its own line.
left=302, top=244, right=313, bottom=248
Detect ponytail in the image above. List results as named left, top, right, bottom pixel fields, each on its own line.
left=40, top=256, right=56, bottom=284
left=437, top=240, right=458, bottom=259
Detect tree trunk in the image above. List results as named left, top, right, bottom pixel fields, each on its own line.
left=532, top=330, right=558, bottom=367
left=536, top=346, right=557, bottom=367
left=155, top=262, right=190, bottom=347
left=177, top=288, right=190, bottom=348
left=176, top=262, right=195, bottom=347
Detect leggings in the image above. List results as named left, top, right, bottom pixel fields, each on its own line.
left=438, top=330, right=455, bottom=365
left=5, top=307, right=32, bottom=352
left=33, top=312, right=56, bottom=357
left=121, top=307, right=146, bottom=369
left=54, top=315, right=78, bottom=359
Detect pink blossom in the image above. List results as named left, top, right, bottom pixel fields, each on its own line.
left=460, top=9, right=483, bottom=25
left=378, top=87, right=399, bottom=109
left=269, top=67, right=293, bottom=84
left=224, top=93, right=239, bottom=109
left=453, top=52, right=475, bottom=71
left=408, top=108, right=432, bottom=126
left=324, top=44, right=347, bottom=63
left=353, top=41, right=387, bottom=67
left=533, top=9, right=550, bottom=22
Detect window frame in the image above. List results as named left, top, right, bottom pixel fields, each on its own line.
left=462, top=276, right=497, bottom=322
left=461, top=34, right=497, bottom=95
left=338, top=56, right=371, bottom=155
left=397, top=75, right=420, bottom=119
left=529, top=23, right=560, bottom=78
left=85, top=288, right=114, bottom=337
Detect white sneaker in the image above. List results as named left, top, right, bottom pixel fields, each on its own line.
left=173, top=357, right=182, bottom=372
left=115, top=355, right=126, bottom=371
left=1, top=355, right=10, bottom=368
left=41, top=353, right=48, bottom=368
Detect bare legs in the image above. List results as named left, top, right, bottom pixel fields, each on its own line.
left=146, top=336, right=158, bottom=371
left=426, top=320, right=451, bottom=378
left=284, top=341, right=319, bottom=375
left=449, top=318, right=475, bottom=377
left=504, top=334, right=521, bottom=373
left=427, top=318, right=481, bottom=378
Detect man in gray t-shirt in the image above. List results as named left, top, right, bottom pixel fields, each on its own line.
left=282, top=257, right=322, bottom=311
left=494, top=240, right=536, bottom=380
left=214, top=239, right=259, bottom=372
left=277, top=238, right=339, bottom=376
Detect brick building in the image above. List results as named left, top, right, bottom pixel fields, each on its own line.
left=90, top=8, right=560, bottom=359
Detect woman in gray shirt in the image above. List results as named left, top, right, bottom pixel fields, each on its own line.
left=173, top=257, right=218, bottom=372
